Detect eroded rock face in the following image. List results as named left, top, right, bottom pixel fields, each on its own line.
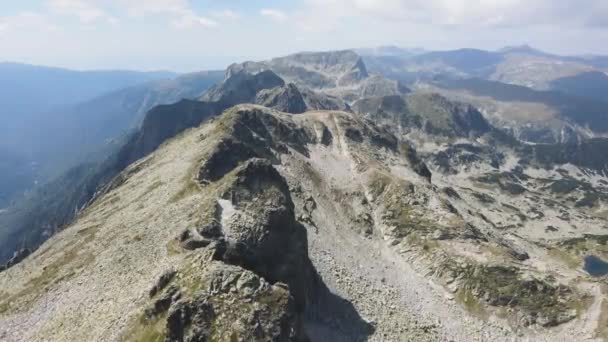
left=220, top=50, right=408, bottom=103
left=145, top=262, right=305, bottom=342
left=148, top=147, right=318, bottom=341
left=135, top=157, right=316, bottom=341
left=353, top=93, right=494, bottom=139
left=202, top=69, right=285, bottom=103
left=206, top=159, right=316, bottom=311
left=256, top=83, right=308, bottom=114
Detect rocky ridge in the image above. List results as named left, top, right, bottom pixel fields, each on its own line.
left=1, top=50, right=608, bottom=342
left=205, top=50, right=409, bottom=104
left=1, top=104, right=607, bottom=341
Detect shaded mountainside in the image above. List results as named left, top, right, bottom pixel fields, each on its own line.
left=550, top=71, right=608, bottom=102
left=526, top=138, right=608, bottom=172
left=0, top=70, right=224, bottom=209
left=0, top=62, right=176, bottom=151
left=29, top=70, right=225, bottom=166
left=415, top=78, right=608, bottom=144
left=352, top=92, right=608, bottom=175
left=353, top=93, right=496, bottom=139
left=0, top=62, right=176, bottom=122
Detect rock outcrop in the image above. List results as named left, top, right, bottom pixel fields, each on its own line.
left=218, top=50, right=409, bottom=103
left=353, top=93, right=497, bottom=139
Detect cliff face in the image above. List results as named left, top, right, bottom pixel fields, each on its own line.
left=212, top=50, right=409, bottom=104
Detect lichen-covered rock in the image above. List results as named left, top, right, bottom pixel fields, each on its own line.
left=256, top=83, right=308, bottom=114
left=144, top=262, right=306, bottom=342
left=213, top=158, right=317, bottom=311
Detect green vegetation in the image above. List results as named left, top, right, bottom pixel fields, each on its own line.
left=0, top=242, right=95, bottom=315
left=124, top=313, right=167, bottom=342
left=549, top=179, right=582, bottom=194
left=130, top=180, right=165, bottom=205
left=547, top=248, right=581, bottom=269
left=168, top=180, right=201, bottom=204
left=367, top=171, right=394, bottom=199
left=596, top=297, right=608, bottom=340
left=455, top=287, right=487, bottom=317
left=443, top=261, right=580, bottom=325
left=406, top=94, right=454, bottom=132
left=388, top=198, right=432, bottom=238
left=475, top=172, right=527, bottom=195
left=558, top=235, right=608, bottom=260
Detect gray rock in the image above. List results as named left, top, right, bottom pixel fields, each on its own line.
left=149, top=270, right=177, bottom=298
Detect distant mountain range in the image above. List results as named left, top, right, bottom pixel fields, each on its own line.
left=0, top=64, right=223, bottom=208
left=0, top=62, right=176, bottom=124
left=356, top=45, right=608, bottom=144
left=360, top=45, right=608, bottom=95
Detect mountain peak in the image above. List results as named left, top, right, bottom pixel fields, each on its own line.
left=280, top=49, right=362, bottom=67
left=215, top=50, right=405, bottom=103
left=499, top=44, right=547, bottom=55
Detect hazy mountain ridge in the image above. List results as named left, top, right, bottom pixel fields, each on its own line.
left=212, top=50, right=409, bottom=103
left=0, top=70, right=224, bottom=209
left=359, top=45, right=608, bottom=145
left=0, top=63, right=181, bottom=206
left=413, top=78, right=608, bottom=144
left=0, top=62, right=176, bottom=124
left=362, top=45, right=608, bottom=93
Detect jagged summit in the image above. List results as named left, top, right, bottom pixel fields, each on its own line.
left=272, top=50, right=368, bottom=78
left=215, top=50, right=408, bottom=103
left=200, top=69, right=285, bottom=103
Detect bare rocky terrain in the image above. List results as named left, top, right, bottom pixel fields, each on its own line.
left=1, top=50, right=608, bottom=341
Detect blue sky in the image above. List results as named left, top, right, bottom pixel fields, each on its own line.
left=1, top=0, right=608, bottom=72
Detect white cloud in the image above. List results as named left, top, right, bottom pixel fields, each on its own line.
left=119, top=0, right=190, bottom=17
left=172, top=14, right=218, bottom=29
left=260, top=9, right=288, bottom=22
left=4, top=0, right=608, bottom=71
left=47, top=0, right=117, bottom=24
left=46, top=0, right=224, bottom=29
left=211, top=9, right=240, bottom=20
left=117, top=0, right=221, bottom=29
left=0, top=12, right=58, bottom=35
left=300, top=0, right=608, bottom=28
